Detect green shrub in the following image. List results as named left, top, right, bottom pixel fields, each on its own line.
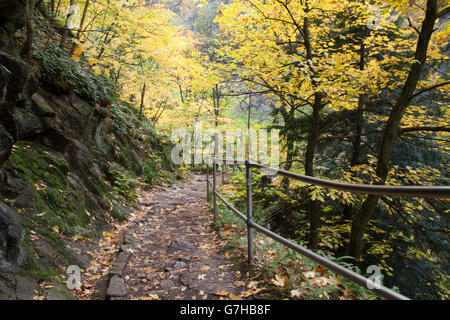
left=142, top=160, right=158, bottom=185
left=38, top=43, right=116, bottom=104
left=108, top=166, right=136, bottom=200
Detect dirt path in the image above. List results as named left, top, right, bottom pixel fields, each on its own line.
left=107, top=174, right=247, bottom=300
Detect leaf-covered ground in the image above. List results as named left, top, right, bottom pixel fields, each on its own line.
left=76, top=174, right=264, bottom=300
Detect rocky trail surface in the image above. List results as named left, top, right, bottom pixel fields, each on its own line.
left=102, top=174, right=250, bottom=300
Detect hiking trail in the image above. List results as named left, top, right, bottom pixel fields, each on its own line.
left=104, top=174, right=249, bottom=300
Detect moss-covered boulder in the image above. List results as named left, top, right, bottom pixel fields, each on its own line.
left=30, top=93, right=55, bottom=117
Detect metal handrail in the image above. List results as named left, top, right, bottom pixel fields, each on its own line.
left=210, top=157, right=450, bottom=198
left=205, top=158, right=450, bottom=300
left=207, top=177, right=409, bottom=300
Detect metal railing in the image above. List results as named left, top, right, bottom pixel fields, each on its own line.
left=205, top=158, right=450, bottom=301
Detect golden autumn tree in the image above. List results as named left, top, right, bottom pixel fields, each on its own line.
left=348, top=0, right=450, bottom=259
left=216, top=0, right=397, bottom=250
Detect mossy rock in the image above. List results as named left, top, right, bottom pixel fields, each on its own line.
left=111, top=201, right=132, bottom=221
left=31, top=93, right=55, bottom=117
left=46, top=283, right=76, bottom=300
left=12, top=108, right=46, bottom=140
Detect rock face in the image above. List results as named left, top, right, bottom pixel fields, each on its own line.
left=0, top=123, right=13, bottom=169
left=0, top=51, right=34, bottom=271
left=0, top=201, right=25, bottom=271
left=0, top=51, right=30, bottom=168
left=0, top=0, right=28, bottom=49
left=0, top=6, right=174, bottom=299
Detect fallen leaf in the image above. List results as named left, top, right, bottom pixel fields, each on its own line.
left=141, top=294, right=160, bottom=300
left=290, top=289, right=302, bottom=298
left=271, top=274, right=285, bottom=287
left=241, top=288, right=263, bottom=297
left=198, top=274, right=206, bottom=280
left=73, top=235, right=84, bottom=241
left=228, top=293, right=241, bottom=300
left=215, top=290, right=229, bottom=296
left=328, top=276, right=342, bottom=286
left=304, top=271, right=316, bottom=279
left=315, top=265, right=327, bottom=274
left=313, top=277, right=330, bottom=287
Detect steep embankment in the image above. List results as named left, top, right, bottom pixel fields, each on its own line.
left=0, top=1, right=176, bottom=299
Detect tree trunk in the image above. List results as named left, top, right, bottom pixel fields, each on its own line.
left=138, top=82, right=146, bottom=119
left=213, top=84, right=220, bottom=127
left=115, top=66, right=121, bottom=86
left=76, top=0, right=89, bottom=39
left=22, top=0, right=36, bottom=56
left=343, top=38, right=366, bottom=220
left=282, top=106, right=295, bottom=193
left=302, top=6, right=322, bottom=251
left=96, top=12, right=120, bottom=59
left=70, top=0, right=90, bottom=55
left=348, top=0, right=438, bottom=259
left=351, top=38, right=366, bottom=166
left=282, top=136, right=294, bottom=193
left=179, top=84, right=184, bottom=104
left=305, top=93, right=321, bottom=251
left=59, top=0, right=75, bottom=49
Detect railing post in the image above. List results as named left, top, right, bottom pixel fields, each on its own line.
left=213, top=160, right=217, bottom=225
left=245, top=160, right=253, bottom=264
left=206, top=164, right=210, bottom=201
left=222, top=163, right=225, bottom=184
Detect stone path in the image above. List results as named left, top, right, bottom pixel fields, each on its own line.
left=106, top=174, right=247, bottom=300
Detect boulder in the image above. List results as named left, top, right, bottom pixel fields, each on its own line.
left=10, top=182, right=36, bottom=210
left=15, top=275, right=38, bottom=300
left=0, top=273, right=16, bottom=299
left=22, top=74, right=39, bottom=99
left=0, top=51, right=29, bottom=112
left=0, top=200, right=25, bottom=271
left=107, top=275, right=126, bottom=297
left=0, top=51, right=30, bottom=167
left=38, top=128, right=70, bottom=152
left=12, top=108, right=46, bottom=140
left=30, top=93, right=55, bottom=117
left=64, top=139, right=104, bottom=195
left=95, top=104, right=109, bottom=118
left=0, top=0, right=28, bottom=49
left=0, top=64, right=9, bottom=109
left=46, top=283, right=76, bottom=300
left=109, top=252, right=130, bottom=276
left=0, top=123, right=13, bottom=168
